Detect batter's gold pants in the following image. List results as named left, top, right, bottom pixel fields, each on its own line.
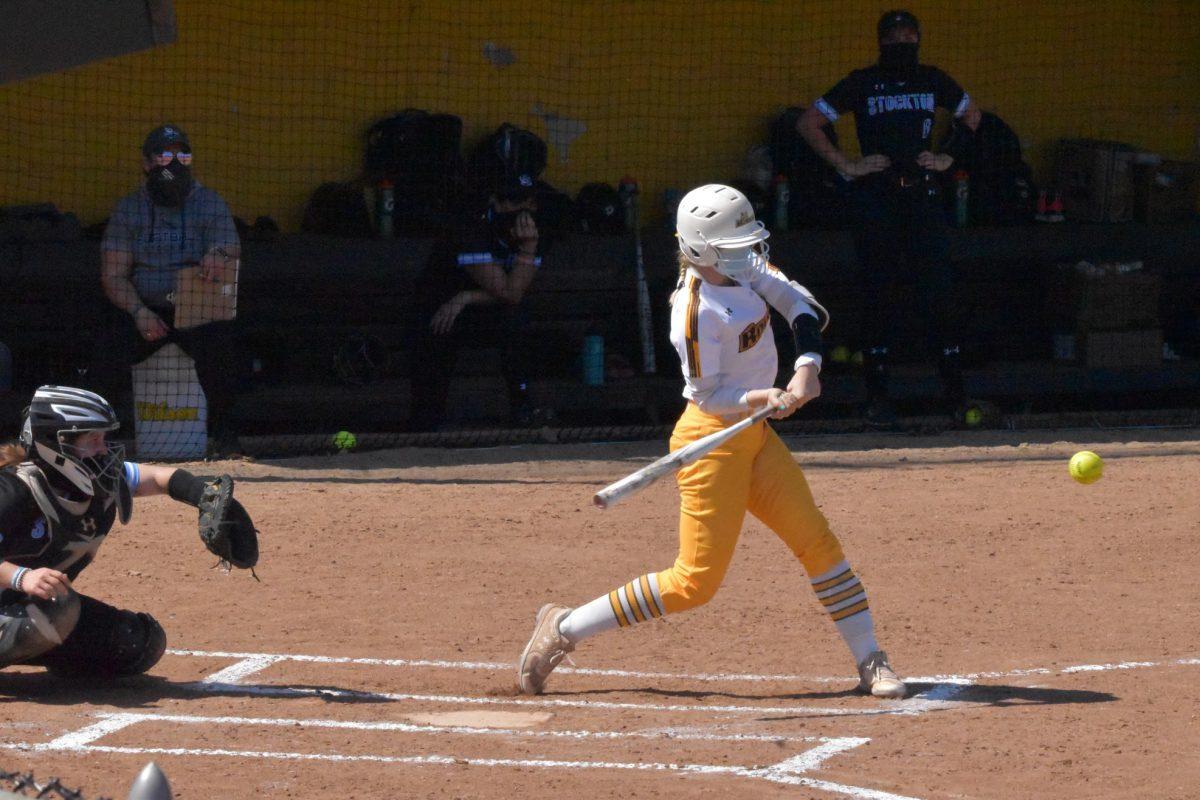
left=656, top=402, right=846, bottom=614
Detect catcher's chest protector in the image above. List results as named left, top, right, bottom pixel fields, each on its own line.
left=11, top=465, right=117, bottom=580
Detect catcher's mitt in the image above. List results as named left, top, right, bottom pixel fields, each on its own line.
left=198, top=475, right=259, bottom=573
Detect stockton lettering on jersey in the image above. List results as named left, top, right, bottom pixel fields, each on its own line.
left=866, top=92, right=935, bottom=116
left=738, top=310, right=770, bottom=353
left=137, top=400, right=200, bottom=421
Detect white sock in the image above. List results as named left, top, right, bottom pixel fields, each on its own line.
left=559, top=573, right=665, bottom=643
left=809, top=560, right=880, bottom=665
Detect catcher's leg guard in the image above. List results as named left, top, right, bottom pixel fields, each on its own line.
left=34, top=594, right=166, bottom=678
left=0, top=591, right=82, bottom=666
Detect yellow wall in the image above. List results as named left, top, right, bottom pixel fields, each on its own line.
left=1, top=0, right=1196, bottom=229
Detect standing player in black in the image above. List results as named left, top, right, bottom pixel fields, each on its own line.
left=798, top=10, right=983, bottom=425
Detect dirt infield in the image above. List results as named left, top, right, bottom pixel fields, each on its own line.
left=1, top=427, right=1198, bottom=799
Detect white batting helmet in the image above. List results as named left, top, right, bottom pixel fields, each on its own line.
left=675, top=184, right=769, bottom=280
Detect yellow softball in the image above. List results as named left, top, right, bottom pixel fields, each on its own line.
left=1068, top=450, right=1103, bottom=484
left=333, top=430, right=357, bottom=450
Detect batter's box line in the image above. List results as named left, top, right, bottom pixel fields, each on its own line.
left=5, top=713, right=921, bottom=800
left=168, top=647, right=1200, bottom=687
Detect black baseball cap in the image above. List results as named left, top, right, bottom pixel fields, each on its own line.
left=496, top=172, right=536, bottom=202
left=877, top=9, right=920, bottom=40
left=142, top=124, right=191, bottom=157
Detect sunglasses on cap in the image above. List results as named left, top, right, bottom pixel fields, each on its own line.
left=151, top=150, right=193, bottom=166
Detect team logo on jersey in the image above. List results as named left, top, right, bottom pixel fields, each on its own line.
left=30, top=519, right=46, bottom=539
left=738, top=310, right=771, bottom=352
left=867, top=92, right=935, bottom=116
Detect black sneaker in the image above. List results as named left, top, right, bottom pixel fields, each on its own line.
left=864, top=398, right=898, bottom=428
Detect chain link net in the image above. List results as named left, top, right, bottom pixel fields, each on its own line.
left=0, top=770, right=110, bottom=800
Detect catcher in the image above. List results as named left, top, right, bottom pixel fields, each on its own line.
left=0, top=385, right=258, bottom=679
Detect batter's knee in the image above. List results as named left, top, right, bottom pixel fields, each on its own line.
left=798, top=529, right=847, bottom=579
left=36, top=595, right=167, bottom=678
left=0, top=591, right=82, bottom=666
left=657, top=568, right=722, bottom=614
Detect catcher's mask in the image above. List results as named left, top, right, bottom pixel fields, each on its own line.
left=19, top=385, right=131, bottom=523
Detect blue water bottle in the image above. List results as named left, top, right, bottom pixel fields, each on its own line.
left=581, top=334, right=604, bottom=386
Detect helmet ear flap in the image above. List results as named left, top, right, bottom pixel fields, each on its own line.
left=677, top=231, right=717, bottom=267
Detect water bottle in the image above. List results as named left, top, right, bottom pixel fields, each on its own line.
left=772, top=174, right=790, bottom=232
left=378, top=179, right=395, bottom=238
left=0, top=341, right=11, bottom=392
left=581, top=334, right=604, bottom=386
left=953, top=170, right=969, bottom=228
left=617, top=176, right=639, bottom=232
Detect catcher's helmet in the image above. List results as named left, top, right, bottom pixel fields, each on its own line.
left=675, top=184, right=769, bottom=281
left=878, top=9, right=920, bottom=40
left=19, top=385, right=129, bottom=520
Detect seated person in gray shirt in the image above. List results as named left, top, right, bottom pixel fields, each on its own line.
left=87, top=124, right=245, bottom=454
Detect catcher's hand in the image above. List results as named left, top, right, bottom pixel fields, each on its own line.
left=198, top=475, right=260, bottom=574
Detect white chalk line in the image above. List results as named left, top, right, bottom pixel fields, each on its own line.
left=198, top=654, right=285, bottom=685
left=33, top=714, right=142, bottom=751
left=167, top=648, right=1200, bottom=687
left=4, top=734, right=923, bottom=800
left=91, top=710, right=830, bottom=744
left=182, top=678, right=944, bottom=717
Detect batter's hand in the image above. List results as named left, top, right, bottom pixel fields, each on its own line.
left=844, top=155, right=891, bottom=178
left=917, top=151, right=954, bottom=172
left=134, top=306, right=169, bottom=341
left=431, top=298, right=465, bottom=335
left=20, top=568, right=71, bottom=601
left=512, top=211, right=538, bottom=252
left=784, top=363, right=822, bottom=413
left=746, top=387, right=797, bottom=419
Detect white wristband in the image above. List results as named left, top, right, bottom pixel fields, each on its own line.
left=794, top=353, right=823, bottom=373
left=11, top=567, right=30, bottom=592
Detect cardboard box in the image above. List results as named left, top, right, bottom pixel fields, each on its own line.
left=1075, top=272, right=1161, bottom=331
left=1055, top=139, right=1136, bottom=222
left=1081, top=328, right=1162, bottom=369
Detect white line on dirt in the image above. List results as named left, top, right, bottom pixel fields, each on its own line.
left=91, top=711, right=829, bottom=744
left=167, top=648, right=849, bottom=684
left=198, top=654, right=284, bottom=685
left=182, top=678, right=923, bottom=717
left=168, top=648, right=1200, bottom=686
left=6, top=737, right=921, bottom=799
left=33, top=714, right=143, bottom=750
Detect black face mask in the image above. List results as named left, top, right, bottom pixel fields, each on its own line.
left=145, top=161, right=194, bottom=207
left=879, top=41, right=920, bottom=71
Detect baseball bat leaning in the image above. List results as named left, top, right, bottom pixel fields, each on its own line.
left=632, top=197, right=656, bottom=375
left=593, top=403, right=779, bottom=509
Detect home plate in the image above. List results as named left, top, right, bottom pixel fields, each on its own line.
left=405, top=710, right=553, bottom=728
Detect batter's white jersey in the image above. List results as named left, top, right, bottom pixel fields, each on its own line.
left=669, top=260, right=828, bottom=416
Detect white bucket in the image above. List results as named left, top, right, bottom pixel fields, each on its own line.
left=132, top=344, right=207, bottom=459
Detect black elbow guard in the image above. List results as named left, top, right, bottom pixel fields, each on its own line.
left=791, top=313, right=823, bottom=357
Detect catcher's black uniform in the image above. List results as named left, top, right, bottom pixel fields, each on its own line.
left=814, top=62, right=973, bottom=411
left=0, top=461, right=166, bottom=676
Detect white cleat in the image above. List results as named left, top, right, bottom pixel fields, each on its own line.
left=857, top=650, right=907, bottom=698
left=516, top=604, right=574, bottom=695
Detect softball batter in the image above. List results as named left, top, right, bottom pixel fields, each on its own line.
left=518, top=184, right=905, bottom=698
